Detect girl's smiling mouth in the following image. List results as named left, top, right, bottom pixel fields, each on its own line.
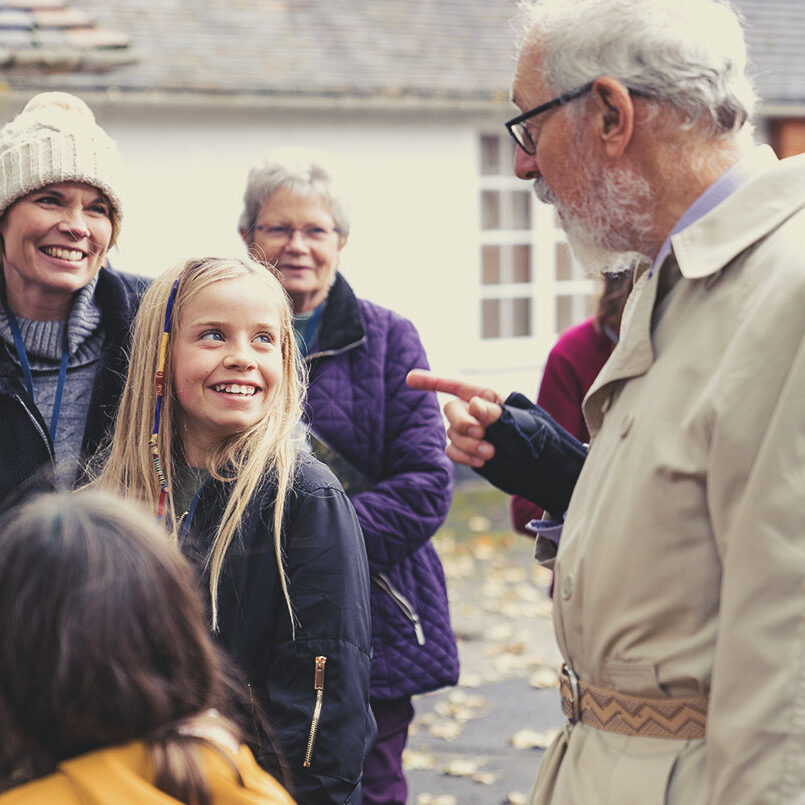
left=211, top=383, right=259, bottom=396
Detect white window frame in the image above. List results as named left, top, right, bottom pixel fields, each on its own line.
left=475, top=132, right=596, bottom=372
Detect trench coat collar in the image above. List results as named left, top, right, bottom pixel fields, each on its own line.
left=672, top=146, right=805, bottom=279
left=583, top=148, right=805, bottom=437
left=583, top=263, right=660, bottom=437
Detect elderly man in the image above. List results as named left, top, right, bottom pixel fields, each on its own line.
left=408, top=0, right=805, bottom=803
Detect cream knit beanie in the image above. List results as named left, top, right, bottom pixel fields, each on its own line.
left=0, top=92, right=124, bottom=235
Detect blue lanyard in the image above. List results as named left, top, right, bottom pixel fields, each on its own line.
left=3, top=302, right=69, bottom=444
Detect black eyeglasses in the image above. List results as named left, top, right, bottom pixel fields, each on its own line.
left=505, top=80, right=647, bottom=155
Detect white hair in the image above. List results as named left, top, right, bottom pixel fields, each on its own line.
left=238, top=147, right=350, bottom=239
left=516, top=0, right=757, bottom=137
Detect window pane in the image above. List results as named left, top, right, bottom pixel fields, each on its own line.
left=512, top=244, right=531, bottom=283
left=509, top=191, right=531, bottom=229
left=513, top=297, right=531, bottom=336
left=481, top=190, right=501, bottom=230
left=555, top=294, right=595, bottom=334
left=555, top=295, right=573, bottom=333
left=481, top=298, right=501, bottom=339
left=482, top=245, right=501, bottom=285
left=555, top=241, right=572, bottom=281
left=502, top=135, right=516, bottom=169
left=480, top=135, right=500, bottom=176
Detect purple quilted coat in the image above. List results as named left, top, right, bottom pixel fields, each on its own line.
left=304, top=272, right=459, bottom=700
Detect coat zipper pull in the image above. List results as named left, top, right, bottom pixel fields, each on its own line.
left=412, top=615, right=426, bottom=646
left=373, top=572, right=427, bottom=646
left=303, top=656, right=327, bottom=768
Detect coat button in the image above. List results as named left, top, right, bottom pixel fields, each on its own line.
left=561, top=574, right=573, bottom=601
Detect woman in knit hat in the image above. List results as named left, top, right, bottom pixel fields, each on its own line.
left=0, top=92, right=145, bottom=510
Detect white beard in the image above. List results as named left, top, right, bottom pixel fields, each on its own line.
left=534, top=158, right=653, bottom=278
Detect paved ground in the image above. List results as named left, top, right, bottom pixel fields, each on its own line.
left=403, top=504, right=564, bottom=805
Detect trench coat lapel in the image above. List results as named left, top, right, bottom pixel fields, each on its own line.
left=583, top=262, right=660, bottom=438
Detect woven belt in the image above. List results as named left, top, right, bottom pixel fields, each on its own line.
left=559, top=663, right=707, bottom=740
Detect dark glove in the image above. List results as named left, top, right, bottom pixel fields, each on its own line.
left=475, top=392, right=587, bottom=515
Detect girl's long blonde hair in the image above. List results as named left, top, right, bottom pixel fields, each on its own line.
left=93, top=256, right=305, bottom=632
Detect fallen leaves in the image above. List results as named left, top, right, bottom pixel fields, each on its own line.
left=528, top=667, right=559, bottom=689
left=468, top=516, right=492, bottom=533
left=511, top=727, right=560, bottom=749
left=409, top=506, right=564, bottom=802
left=413, top=689, right=489, bottom=741
left=403, top=748, right=436, bottom=770
left=415, top=795, right=457, bottom=805
left=441, top=757, right=484, bottom=777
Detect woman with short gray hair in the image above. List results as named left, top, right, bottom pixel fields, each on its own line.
left=240, top=153, right=459, bottom=805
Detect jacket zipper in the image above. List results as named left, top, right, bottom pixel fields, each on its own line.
left=246, top=682, right=262, bottom=748
left=13, top=394, right=54, bottom=463
left=303, top=656, right=327, bottom=767
left=372, top=572, right=426, bottom=645
left=304, top=335, right=367, bottom=363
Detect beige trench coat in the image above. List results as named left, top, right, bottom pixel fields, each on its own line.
left=532, top=146, right=805, bottom=805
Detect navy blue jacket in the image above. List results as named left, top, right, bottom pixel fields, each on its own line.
left=0, top=265, right=146, bottom=511
left=182, top=455, right=375, bottom=804
left=304, top=273, right=459, bottom=700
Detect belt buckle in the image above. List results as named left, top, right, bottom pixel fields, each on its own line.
left=560, top=662, right=581, bottom=724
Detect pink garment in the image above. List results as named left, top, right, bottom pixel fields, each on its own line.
left=511, top=318, right=614, bottom=534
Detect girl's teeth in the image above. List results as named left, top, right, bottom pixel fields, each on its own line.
left=215, top=384, right=254, bottom=395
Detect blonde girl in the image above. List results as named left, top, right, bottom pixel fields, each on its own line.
left=94, top=256, right=374, bottom=804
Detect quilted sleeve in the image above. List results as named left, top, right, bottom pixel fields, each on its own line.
left=348, top=316, right=453, bottom=572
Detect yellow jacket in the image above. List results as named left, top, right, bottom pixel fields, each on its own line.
left=0, top=741, right=295, bottom=804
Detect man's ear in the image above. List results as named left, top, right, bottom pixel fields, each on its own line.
left=590, top=76, right=635, bottom=158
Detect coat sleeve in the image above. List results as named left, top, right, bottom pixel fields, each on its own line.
left=510, top=346, right=592, bottom=532
left=705, top=287, right=805, bottom=803
left=478, top=393, right=587, bottom=516
left=347, top=316, right=454, bottom=572
left=257, top=481, right=375, bottom=805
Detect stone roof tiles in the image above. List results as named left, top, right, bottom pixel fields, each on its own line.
left=1, top=1, right=803, bottom=110
left=0, top=0, right=136, bottom=73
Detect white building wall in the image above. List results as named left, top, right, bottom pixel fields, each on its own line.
left=0, top=98, right=575, bottom=399
left=98, top=103, right=546, bottom=395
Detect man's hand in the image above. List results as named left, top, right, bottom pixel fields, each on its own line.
left=406, top=370, right=504, bottom=468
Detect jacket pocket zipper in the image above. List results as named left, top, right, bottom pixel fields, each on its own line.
left=372, top=572, right=426, bottom=645
left=13, top=394, right=54, bottom=463
left=246, top=682, right=262, bottom=749
left=303, top=656, right=327, bottom=768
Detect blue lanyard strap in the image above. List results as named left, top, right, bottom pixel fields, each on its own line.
left=3, top=300, right=69, bottom=444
